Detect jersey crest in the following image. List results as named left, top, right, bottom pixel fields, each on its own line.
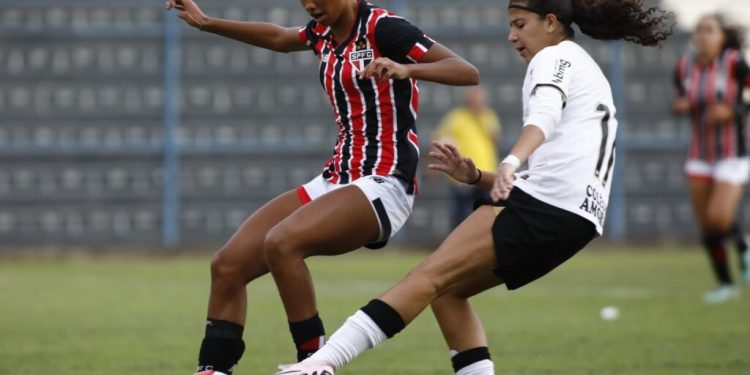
left=349, top=38, right=374, bottom=72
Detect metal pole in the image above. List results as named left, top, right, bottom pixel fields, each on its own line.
left=162, top=13, right=181, bottom=248
left=607, top=41, right=627, bottom=241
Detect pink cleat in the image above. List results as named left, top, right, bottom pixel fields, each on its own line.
left=274, top=362, right=334, bottom=375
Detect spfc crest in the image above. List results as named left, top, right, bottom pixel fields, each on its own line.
left=349, top=38, right=374, bottom=72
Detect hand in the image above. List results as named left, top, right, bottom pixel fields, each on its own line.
left=672, top=97, right=690, bottom=114
left=165, top=0, right=208, bottom=30
left=490, top=163, right=517, bottom=202
left=706, top=103, right=733, bottom=123
left=358, top=57, right=410, bottom=82
left=427, top=141, right=479, bottom=184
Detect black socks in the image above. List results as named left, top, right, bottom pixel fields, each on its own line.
left=360, top=299, right=406, bottom=338
left=197, top=319, right=245, bottom=374
left=703, top=234, right=733, bottom=285
left=289, top=313, right=326, bottom=362
left=451, top=347, right=492, bottom=373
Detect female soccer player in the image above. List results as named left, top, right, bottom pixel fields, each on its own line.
left=673, top=14, right=750, bottom=304
left=276, top=0, right=673, bottom=374
left=165, top=0, right=479, bottom=374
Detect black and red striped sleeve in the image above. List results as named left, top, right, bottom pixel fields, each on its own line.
left=374, top=16, right=434, bottom=64
left=298, top=20, right=324, bottom=55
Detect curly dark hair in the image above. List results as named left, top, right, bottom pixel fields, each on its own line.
left=703, top=13, right=747, bottom=52
left=571, top=0, right=675, bottom=46
left=509, top=0, right=675, bottom=46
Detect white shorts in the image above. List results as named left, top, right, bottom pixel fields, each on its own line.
left=296, top=174, right=415, bottom=249
left=685, top=157, right=750, bottom=185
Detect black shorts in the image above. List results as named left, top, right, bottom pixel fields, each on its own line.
left=478, top=187, right=597, bottom=290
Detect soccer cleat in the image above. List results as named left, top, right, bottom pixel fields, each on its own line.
left=193, top=371, right=228, bottom=375
left=274, top=362, right=334, bottom=375
left=703, top=284, right=739, bottom=304
left=742, top=250, right=750, bottom=283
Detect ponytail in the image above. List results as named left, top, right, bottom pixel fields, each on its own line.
left=508, top=0, right=675, bottom=47
left=571, top=0, right=674, bottom=46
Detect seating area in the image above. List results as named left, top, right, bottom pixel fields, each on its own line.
left=0, top=0, right=719, bottom=246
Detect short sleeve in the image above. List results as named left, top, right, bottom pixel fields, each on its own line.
left=374, top=16, right=435, bottom=64
left=528, top=47, right=574, bottom=104
left=298, top=20, right=324, bottom=55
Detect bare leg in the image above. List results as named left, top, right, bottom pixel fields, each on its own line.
left=379, top=206, right=498, bottom=324
left=208, top=189, right=303, bottom=325
left=431, top=272, right=503, bottom=352
left=296, top=207, right=499, bottom=372
left=687, top=178, right=711, bottom=233
left=264, top=186, right=381, bottom=322
left=705, top=182, right=744, bottom=234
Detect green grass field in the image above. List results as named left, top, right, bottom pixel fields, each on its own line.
left=2, top=246, right=750, bottom=375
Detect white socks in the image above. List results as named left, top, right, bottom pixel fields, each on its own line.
left=455, top=359, right=495, bottom=375
left=303, top=310, right=387, bottom=369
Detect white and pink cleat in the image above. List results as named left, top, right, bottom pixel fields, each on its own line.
left=274, top=362, right=334, bottom=375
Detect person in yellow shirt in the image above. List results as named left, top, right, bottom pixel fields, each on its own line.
left=433, top=85, right=502, bottom=228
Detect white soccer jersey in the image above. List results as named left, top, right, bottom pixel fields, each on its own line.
left=513, top=40, right=617, bottom=234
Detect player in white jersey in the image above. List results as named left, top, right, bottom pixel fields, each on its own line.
left=274, top=0, right=674, bottom=374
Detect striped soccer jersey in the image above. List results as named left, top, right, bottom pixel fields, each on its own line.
left=675, top=49, right=750, bottom=161
left=298, top=0, right=434, bottom=193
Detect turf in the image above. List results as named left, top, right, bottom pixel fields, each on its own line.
left=2, top=246, right=749, bottom=375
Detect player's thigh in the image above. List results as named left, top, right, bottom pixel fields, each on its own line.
left=706, top=182, right=744, bottom=231
left=687, top=178, right=712, bottom=230
left=213, top=189, right=303, bottom=281
left=409, top=206, right=498, bottom=293
left=266, top=185, right=381, bottom=257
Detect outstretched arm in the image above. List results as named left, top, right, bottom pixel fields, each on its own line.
left=405, top=42, right=480, bottom=86
left=359, top=43, right=479, bottom=86
left=165, top=0, right=308, bottom=53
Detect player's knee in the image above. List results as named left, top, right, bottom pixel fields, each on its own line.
left=263, top=225, right=302, bottom=267
left=404, top=267, right=446, bottom=298
left=704, top=211, right=732, bottom=234
left=210, top=249, right=243, bottom=286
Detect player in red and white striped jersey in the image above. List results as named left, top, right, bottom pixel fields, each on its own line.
left=673, top=14, right=750, bottom=303
left=166, top=0, right=479, bottom=374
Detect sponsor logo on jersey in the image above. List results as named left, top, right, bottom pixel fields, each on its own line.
left=370, top=176, right=386, bottom=184
left=579, top=184, right=607, bottom=227
left=350, top=38, right=374, bottom=72
left=552, top=59, right=572, bottom=84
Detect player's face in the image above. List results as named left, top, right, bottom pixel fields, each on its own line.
left=507, top=8, right=557, bottom=63
left=693, top=16, right=724, bottom=59
left=299, top=0, right=351, bottom=26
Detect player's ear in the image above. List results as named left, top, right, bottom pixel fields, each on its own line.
left=544, top=14, right=559, bottom=34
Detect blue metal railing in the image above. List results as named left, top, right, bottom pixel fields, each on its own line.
left=162, top=11, right=182, bottom=248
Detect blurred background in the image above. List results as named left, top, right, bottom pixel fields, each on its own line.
left=4, top=0, right=748, bottom=251
left=3, top=1, right=750, bottom=374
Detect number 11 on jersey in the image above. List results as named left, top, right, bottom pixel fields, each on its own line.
left=595, top=103, right=616, bottom=187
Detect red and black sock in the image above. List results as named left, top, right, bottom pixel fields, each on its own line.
left=703, top=234, right=733, bottom=285
left=197, top=319, right=245, bottom=374
left=289, top=313, right=326, bottom=362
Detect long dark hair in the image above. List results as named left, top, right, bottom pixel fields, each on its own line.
left=571, top=0, right=674, bottom=46
left=703, top=13, right=747, bottom=52
left=509, top=0, right=675, bottom=47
